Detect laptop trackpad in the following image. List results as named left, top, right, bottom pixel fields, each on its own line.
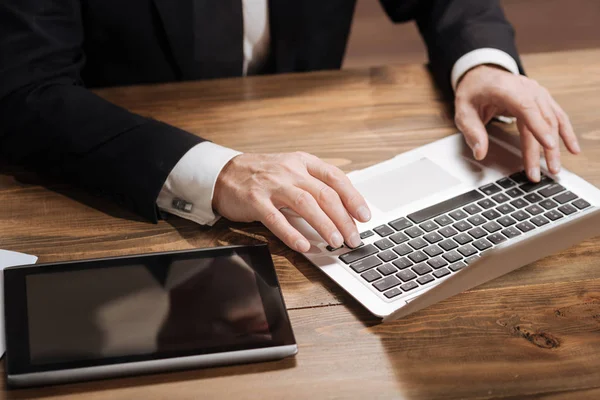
left=354, top=158, right=462, bottom=213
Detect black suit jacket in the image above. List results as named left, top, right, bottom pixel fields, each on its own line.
left=0, top=0, right=523, bottom=222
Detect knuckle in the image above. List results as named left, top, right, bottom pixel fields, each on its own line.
left=294, top=191, right=313, bottom=208
left=263, top=210, right=282, bottom=227
left=318, top=185, right=339, bottom=206
left=247, top=188, right=263, bottom=203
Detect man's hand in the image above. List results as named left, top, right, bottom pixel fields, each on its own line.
left=454, top=65, right=581, bottom=182
left=212, top=152, right=371, bottom=252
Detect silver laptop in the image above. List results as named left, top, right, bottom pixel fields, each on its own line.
left=284, top=131, right=600, bottom=321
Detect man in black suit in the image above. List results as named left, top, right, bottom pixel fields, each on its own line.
left=0, top=1, right=580, bottom=252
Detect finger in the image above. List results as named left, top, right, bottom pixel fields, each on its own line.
left=298, top=177, right=362, bottom=248
left=549, top=97, right=581, bottom=154
left=518, top=119, right=542, bottom=182
left=454, top=101, right=489, bottom=160
left=500, top=84, right=557, bottom=150
left=275, top=186, right=345, bottom=249
left=303, top=156, right=371, bottom=223
left=256, top=201, right=310, bottom=253
left=536, top=92, right=561, bottom=174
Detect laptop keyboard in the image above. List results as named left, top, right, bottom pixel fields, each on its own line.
left=337, top=171, right=593, bottom=301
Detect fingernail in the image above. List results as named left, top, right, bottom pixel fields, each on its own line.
left=472, top=142, right=481, bottom=160
left=295, top=239, right=310, bottom=253
left=573, top=141, right=581, bottom=153
left=357, top=206, right=371, bottom=222
left=528, top=167, right=540, bottom=182
left=331, top=232, right=344, bottom=248
left=347, top=232, right=362, bottom=249
left=548, top=159, right=561, bottom=174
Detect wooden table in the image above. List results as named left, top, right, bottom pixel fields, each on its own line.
left=2, top=49, right=600, bottom=400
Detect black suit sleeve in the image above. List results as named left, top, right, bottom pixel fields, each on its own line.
left=380, top=0, right=525, bottom=97
left=0, top=0, right=205, bottom=222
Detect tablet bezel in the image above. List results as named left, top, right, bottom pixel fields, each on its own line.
left=4, top=244, right=296, bottom=376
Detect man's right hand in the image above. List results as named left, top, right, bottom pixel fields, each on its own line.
left=212, top=152, right=371, bottom=253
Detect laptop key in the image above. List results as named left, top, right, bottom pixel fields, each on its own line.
left=428, top=256, right=449, bottom=269
left=511, top=210, right=530, bottom=221
left=509, top=171, right=529, bottom=184
left=396, top=269, right=417, bottom=282
left=412, top=263, right=433, bottom=276
left=539, top=184, right=566, bottom=198
left=496, top=204, right=515, bottom=214
left=419, top=220, right=439, bottom=232
left=449, top=209, right=469, bottom=221
left=554, top=191, right=578, bottom=204
left=408, top=238, right=428, bottom=250
left=497, top=216, right=516, bottom=227
left=458, top=244, right=477, bottom=257
left=439, top=226, right=459, bottom=238
left=516, top=221, right=536, bottom=233
left=525, top=204, right=544, bottom=215
left=467, top=215, right=486, bottom=226
left=393, top=257, right=413, bottom=270
left=389, top=217, right=412, bottom=231
left=424, top=245, right=443, bottom=257
left=510, top=198, right=529, bottom=209
left=393, top=244, right=413, bottom=256
left=361, top=269, right=382, bottom=283
left=374, top=224, right=395, bottom=237
left=442, top=251, right=462, bottom=263
left=377, top=263, right=398, bottom=276
left=405, top=226, right=425, bottom=238
left=544, top=210, right=564, bottom=221
left=524, top=192, right=543, bottom=203
left=434, top=214, right=454, bottom=226
left=501, top=227, right=522, bottom=238
left=389, top=232, right=410, bottom=244
left=384, top=287, right=403, bottom=299
left=477, top=198, right=496, bottom=209
left=479, top=183, right=502, bottom=196
left=339, top=244, right=378, bottom=264
left=406, top=190, right=484, bottom=224
left=378, top=250, right=398, bottom=262
left=374, top=276, right=401, bottom=291
left=473, top=239, right=492, bottom=251
left=506, top=188, right=525, bottom=198
left=572, top=199, right=591, bottom=210
left=559, top=204, right=577, bottom=215
left=497, top=177, right=517, bottom=188
left=463, top=204, right=482, bottom=215
left=433, top=268, right=451, bottom=278
left=492, top=193, right=510, bottom=204
left=487, top=233, right=506, bottom=245
left=408, top=251, right=428, bottom=263
left=482, top=209, right=501, bottom=220
left=539, top=199, right=558, bottom=210
left=453, top=220, right=473, bottom=232
left=454, top=233, right=473, bottom=245
left=374, top=238, right=394, bottom=250
left=482, top=221, right=502, bottom=233
left=423, top=232, right=444, bottom=244
left=530, top=216, right=550, bottom=227
left=519, top=176, right=553, bottom=193
left=439, top=239, right=458, bottom=251
left=417, top=274, right=435, bottom=285
left=449, top=261, right=467, bottom=271
left=400, top=281, right=419, bottom=292
left=468, top=227, right=487, bottom=239
left=350, top=256, right=383, bottom=273
left=359, top=230, right=374, bottom=239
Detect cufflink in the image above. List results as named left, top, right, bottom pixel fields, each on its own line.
left=172, top=198, right=194, bottom=213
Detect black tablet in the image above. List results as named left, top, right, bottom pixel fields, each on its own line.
left=4, top=245, right=297, bottom=388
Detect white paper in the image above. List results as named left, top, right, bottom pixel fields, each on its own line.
left=0, top=250, right=38, bottom=357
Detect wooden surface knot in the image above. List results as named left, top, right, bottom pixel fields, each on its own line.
left=497, top=314, right=560, bottom=349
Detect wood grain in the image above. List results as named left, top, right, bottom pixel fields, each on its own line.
left=1, top=49, right=600, bottom=399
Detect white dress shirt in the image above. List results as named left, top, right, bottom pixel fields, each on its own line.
left=157, top=0, right=521, bottom=226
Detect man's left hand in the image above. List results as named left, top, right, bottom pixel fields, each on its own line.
left=454, top=65, right=581, bottom=182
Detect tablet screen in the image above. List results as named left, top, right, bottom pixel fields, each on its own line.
left=5, top=246, right=296, bottom=373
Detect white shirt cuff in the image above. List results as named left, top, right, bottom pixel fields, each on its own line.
left=451, top=48, right=520, bottom=91
left=157, top=142, right=241, bottom=226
